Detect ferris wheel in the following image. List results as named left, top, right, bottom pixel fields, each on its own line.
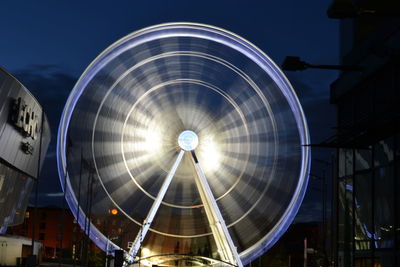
left=57, top=23, right=310, bottom=267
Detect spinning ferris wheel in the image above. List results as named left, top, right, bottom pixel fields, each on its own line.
left=57, top=23, right=310, bottom=266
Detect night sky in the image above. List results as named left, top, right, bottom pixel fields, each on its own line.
left=1, top=1, right=339, bottom=222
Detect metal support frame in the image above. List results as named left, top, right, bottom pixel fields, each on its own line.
left=124, top=148, right=242, bottom=267
left=125, top=150, right=185, bottom=265
left=190, top=151, right=243, bottom=267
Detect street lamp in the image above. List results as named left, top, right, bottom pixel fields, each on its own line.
left=327, top=0, right=400, bottom=19
left=281, top=56, right=362, bottom=71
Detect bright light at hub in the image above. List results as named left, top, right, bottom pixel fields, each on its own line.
left=178, top=130, right=199, bottom=151
left=198, top=136, right=220, bottom=172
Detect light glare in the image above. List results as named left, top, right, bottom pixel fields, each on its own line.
left=199, top=136, right=220, bottom=172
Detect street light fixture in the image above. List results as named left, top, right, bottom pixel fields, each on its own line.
left=327, top=0, right=400, bottom=19
left=281, top=56, right=362, bottom=71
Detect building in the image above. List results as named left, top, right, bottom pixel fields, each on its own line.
left=326, top=0, right=400, bottom=266
left=237, top=222, right=322, bottom=267
left=8, top=207, right=85, bottom=260
left=7, top=206, right=124, bottom=263
left=0, top=235, right=42, bottom=266
left=0, top=67, right=51, bottom=265
left=0, top=67, right=51, bottom=231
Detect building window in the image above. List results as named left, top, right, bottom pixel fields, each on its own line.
left=374, top=137, right=394, bottom=167
left=355, top=148, right=372, bottom=171
left=338, top=135, right=398, bottom=265
left=56, top=233, right=62, bottom=241
left=39, top=222, right=46, bottom=230
left=39, top=233, right=45, bottom=240
left=40, top=212, right=46, bottom=220
left=354, top=172, right=372, bottom=251
left=374, top=165, right=394, bottom=249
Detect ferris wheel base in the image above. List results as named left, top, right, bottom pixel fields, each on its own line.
left=127, top=253, right=239, bottom=267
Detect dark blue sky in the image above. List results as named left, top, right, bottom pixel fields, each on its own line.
left=1, top=1, right=339, bottom=222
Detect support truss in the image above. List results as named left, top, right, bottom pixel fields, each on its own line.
left=124, top=149, right=243, bottom=267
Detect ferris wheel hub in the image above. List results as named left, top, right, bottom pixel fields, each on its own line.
left=178, top=130, right=199, bottom=151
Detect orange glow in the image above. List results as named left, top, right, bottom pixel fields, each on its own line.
left=110, top=208, right=118, bottom=215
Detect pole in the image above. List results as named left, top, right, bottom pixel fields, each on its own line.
left=85, top=170, right=94, bottom=267
left=73, top=149, right=83, bottom=267
left=304, top=237, right=307, bottom=267
left=105, top=216, right=109, bottom=267
left=31, top=110, right=44, bottom=261
left=82, top=165, right=92, bottom=267
left=105, top=239, right=108, bottom=267
left=322, top=169, right=327, bottom=266
left=59, top=156, right=69, bottom=267
left=31, top=177, right=39, bottom=254
left=308, top=64, right=363, bottom=71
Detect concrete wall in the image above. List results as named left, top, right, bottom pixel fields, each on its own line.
left=0, top=235, right=41, bottom=266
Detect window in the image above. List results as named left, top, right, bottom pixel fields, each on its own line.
left=338, top=176, right=353, bottom=252
left=339, top=149, right=354, bottom=177
left=374, top=137, right=394, bottom=167
left=56, top=233, right=62, bottom=241
left=39, top=233, right=45, bottom=240
left=374, top=166, right=394, bottom=248
left=39, top=222, right=46, bottom=230
left=354, top=172, right=372, bottom=250
left=355, top=148, right=372, bottom=171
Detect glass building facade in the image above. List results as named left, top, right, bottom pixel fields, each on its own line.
left=332, top=56, right=400, bottom=267
left=337, top=137, right=399, bottom=266
left=328, top=1, right=400, bottom=266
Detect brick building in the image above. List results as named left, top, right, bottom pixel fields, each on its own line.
left=7, top=207, right=83, bottom=259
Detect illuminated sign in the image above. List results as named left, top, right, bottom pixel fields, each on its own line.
left=10, top=97, right=39, bottom=140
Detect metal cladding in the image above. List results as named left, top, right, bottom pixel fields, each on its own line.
left=0, top=67, right=51, bottom=229
left=57, top=23, right=310, bottom=264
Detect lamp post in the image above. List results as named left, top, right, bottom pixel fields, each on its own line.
left=327, top=0, right=400, bottom=19
left=281, top=56, right=362, bottom=72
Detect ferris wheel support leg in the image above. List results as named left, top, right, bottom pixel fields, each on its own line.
left=190, top=151, right=243, bottom=267
left=124, top=149, right=185, bottom=265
